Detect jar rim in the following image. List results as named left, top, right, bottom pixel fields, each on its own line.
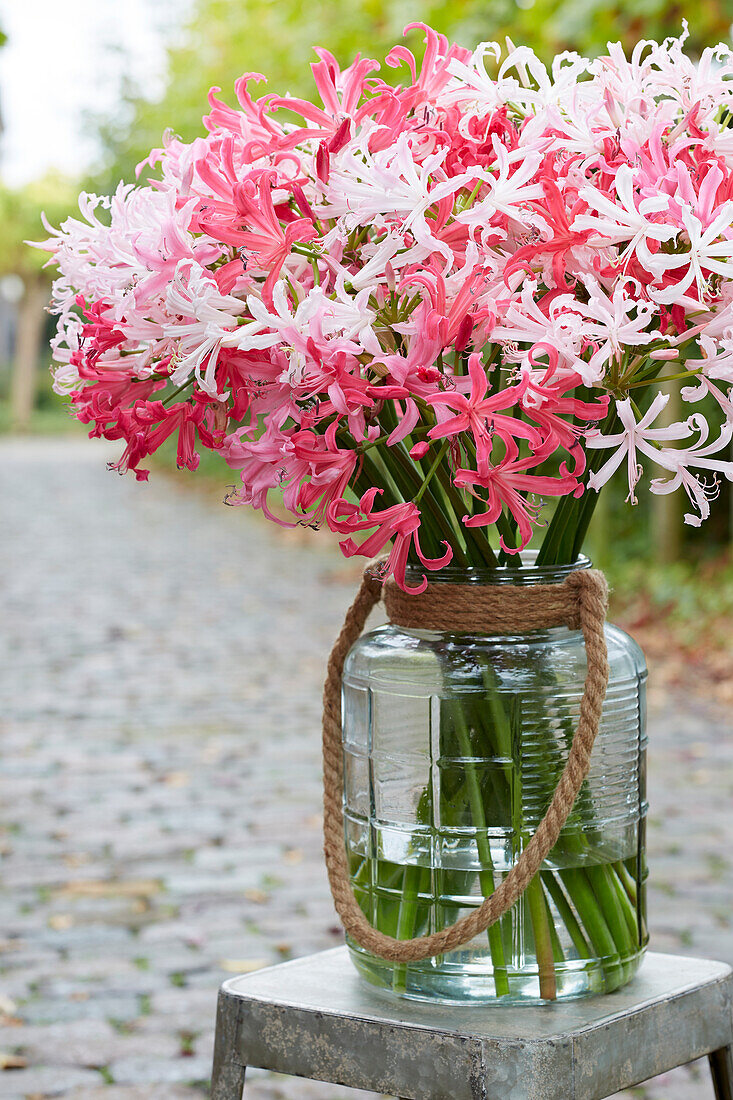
left=405, top=550, right=592, bottom=587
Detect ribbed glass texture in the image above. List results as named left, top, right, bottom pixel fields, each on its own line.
left=342, top=559, right=648, bottom=1003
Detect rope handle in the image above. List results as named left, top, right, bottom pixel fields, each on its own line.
left=322, top=566, right=610, bottom=963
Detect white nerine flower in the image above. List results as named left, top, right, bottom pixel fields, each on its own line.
left=317, top=133, right=481, bottom=264
left=490, top=279, right=589, bottom=377
left=648, top=204, right=733, bottom=304
left=680, top=335, right=733, bottom=424
left=244, top=280, right=379, bottom=357
left=578, top=279, right=661, bottom=377
left=573, top=165, right=677, bottom=257
left=587, top=394, right=733, bottom=521
left=455, top=139, right=544, bottom=232
left=586, top=394, right=694, bottom=503
left=650, top=416, right=733, bottom=526
left=165, top=261, right=246, bottom=397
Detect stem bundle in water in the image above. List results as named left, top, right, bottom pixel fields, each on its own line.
left=342, top=564, right=648, bottom=1003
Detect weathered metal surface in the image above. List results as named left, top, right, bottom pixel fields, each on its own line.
left=211, top=948, right=733, bottom=1099
left=211, top=986, right=246, bottom=1100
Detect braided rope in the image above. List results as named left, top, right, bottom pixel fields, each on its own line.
left=322, top=565, right=609, bottom=963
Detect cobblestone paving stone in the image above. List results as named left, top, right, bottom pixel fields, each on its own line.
left=1, top=436, right=732, bottom=1100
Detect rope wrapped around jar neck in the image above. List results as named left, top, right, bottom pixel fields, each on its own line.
left=384, top=574, right=591, bottom=633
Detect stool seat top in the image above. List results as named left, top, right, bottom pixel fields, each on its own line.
left=221, top=947, right=730, bottom=1042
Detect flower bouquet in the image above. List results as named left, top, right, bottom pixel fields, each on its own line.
left=39, top=23, right=733, bottom=1002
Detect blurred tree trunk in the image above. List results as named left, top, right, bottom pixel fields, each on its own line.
left=651, top=379, right=682, bottom=562
left=10, top=275, right=48, bottom=431
left=729, top=437, right=733, bottom=547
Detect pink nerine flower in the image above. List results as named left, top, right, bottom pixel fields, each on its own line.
left=456, top=441, right=582, bottom=552
left=428, top=353, right=541, bottom=466
left=329, top=489, right=452, bottom=593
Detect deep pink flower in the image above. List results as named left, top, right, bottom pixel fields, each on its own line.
left=329, top=488, right=452, bottom=592
left=456, top=449, right=582, bottom=552
left=427, top=353, right=541, bottom=465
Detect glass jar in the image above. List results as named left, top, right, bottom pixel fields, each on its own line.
left=341, top=556, right=648, bottom=1004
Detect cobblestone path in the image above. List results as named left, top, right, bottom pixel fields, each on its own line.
left=1, top=437, right=732, bottom=1100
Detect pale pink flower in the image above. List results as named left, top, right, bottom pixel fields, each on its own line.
left=573, top=164, right=676, bottom=256
left=164, top=261, right=247, bottom=397
left=650, top=416, right=733, bottom=526
left=586, top=394, right=694, bottom=503
left=577, top=279, right=661, bottom=379
left=648, top=204, right=733, bottom=304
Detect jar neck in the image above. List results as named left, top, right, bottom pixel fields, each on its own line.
left=405, top=552, right=592, bottom=589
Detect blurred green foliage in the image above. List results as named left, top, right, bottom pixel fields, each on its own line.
left=94, top=0, right=733, bottom=190
left=0, top=174, right=78, bottom=280
left=0, top=394, right=82, bottom=435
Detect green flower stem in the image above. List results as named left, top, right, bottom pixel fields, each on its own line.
left=413, top=440, right=451, bottom=505
left=482, top=648, right=639, bottom=987
left=517, top=614, right=641, bottom=978
left=383, top=440, right=471, bottom=564
left=162, top=379, right=194, bottom=407
left=431, top=464, right=499, bottom=568
left=610, top=864, right=640, bottom=944
left=362, top=446, right=453, bottom=560
left=479, top=663, right=560, bottom=996
left=542, top=879, right=566, bottom=965
left=496, top=509, right=521, bottom=565
left=615, top=859, right=638, bottom=906
left=449, top=699, right=511, bottom=996
left=370, top=403, right=459, bottom=557
left=541, top=871, right=592, bottom=960
left=560, top=868, right=624, bottom=990
left=586, top=864, right=634, bottom=951
left=526, top=874, right=558, bottom=999
left=585, top=864, right=636, bottom=986
left=429, top=469, right=472, bottom=560
left=392, top=863, right=431, bottom=992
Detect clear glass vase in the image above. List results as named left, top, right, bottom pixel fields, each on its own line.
left=341, top=556, right=648, bottom=1004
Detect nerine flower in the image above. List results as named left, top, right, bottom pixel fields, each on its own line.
left=587, top=394, right=733, bottom=522
left=36, top=24, right=733, bottom=587
left=427, top=353, right=541, bottom=466
left=649, top=416, right=733, bottom=527
left=329, top=489, right=452, bottom=593
left=586, top=394, right=691, bottom=504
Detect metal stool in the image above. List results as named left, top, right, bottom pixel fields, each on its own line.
left=211, top=947, right=733, bottom=1099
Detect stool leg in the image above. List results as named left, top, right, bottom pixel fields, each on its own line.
left=709, top=1045, right=733, bottom=1100
left=211, top=1058, right=246, bottom=1100
left=212, top=991, right=247, bottom=1099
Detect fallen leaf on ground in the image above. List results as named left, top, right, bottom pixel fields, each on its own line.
left=218, top=958, right=269, bottom=974
left=0, top=1054, right=27, bottom=1070
left=243, top=888, right=269, bottom=904
left=161, top=771, right=190, bottom=787
left=48, top=914, right=74, bottom=931
left=54, top=879, right=161, bottom=899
